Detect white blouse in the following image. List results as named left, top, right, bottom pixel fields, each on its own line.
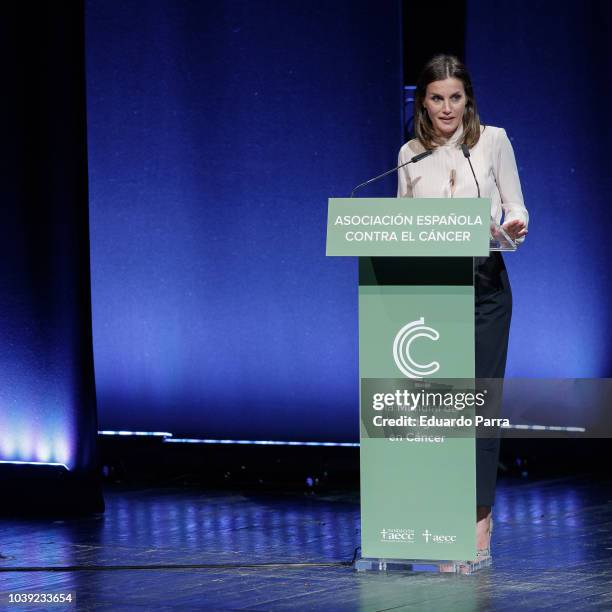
left=397, top=124, right=529, bottom=240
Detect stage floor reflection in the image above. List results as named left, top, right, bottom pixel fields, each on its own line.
left=2, top=476, right=612, bottom=610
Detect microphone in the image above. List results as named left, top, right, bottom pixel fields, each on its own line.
left=350, top=150, right=433, bottom=197
left=461, top=144, right=515, bottom=247
left=461, top=144, right=480, bottom=198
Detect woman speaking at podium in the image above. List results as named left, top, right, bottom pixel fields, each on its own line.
left=397, top=54, right=529, bottom=560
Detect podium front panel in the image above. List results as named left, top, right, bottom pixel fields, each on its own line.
left=358, top=257, right=477, bottom=561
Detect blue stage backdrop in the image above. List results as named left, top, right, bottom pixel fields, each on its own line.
left=86, top=0, right=403, bottom=440
left=465, top=0, right=612, bottom=377
left=87, top=0, right=611, bottom=442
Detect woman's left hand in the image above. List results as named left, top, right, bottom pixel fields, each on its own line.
left=501, top=219, right=528, bottom=240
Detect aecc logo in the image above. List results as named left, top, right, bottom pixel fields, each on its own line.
left=392, top=317, right=440, bottom=378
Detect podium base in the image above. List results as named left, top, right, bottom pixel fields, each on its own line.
left=354, top=555, right=492, bottom=575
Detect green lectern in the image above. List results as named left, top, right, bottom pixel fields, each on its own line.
left=326, top=197, right=515, bottom=574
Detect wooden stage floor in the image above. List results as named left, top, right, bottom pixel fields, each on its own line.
left=2, top=476, right=612, bottom=611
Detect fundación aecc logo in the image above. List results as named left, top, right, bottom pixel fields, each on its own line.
left=380, top=528, right=415, bottom=543
left=392, top=317, right=440, bottom=378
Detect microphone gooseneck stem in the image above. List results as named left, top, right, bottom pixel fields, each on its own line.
left=350, top=164, right=408, bottom=198
left=469, top=159, right=481, bottom=198
left=350, top=150, right=433, bottom=197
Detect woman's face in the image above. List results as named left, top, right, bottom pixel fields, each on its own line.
left=423, top=77, right=467, bottom=138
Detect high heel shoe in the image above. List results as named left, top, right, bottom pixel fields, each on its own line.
left=475, top=516, right=493, bottom=561
left=438, top=516, right=493, bottom=574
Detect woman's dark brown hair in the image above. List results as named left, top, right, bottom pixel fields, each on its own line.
left=414, top=54, right=481, bottom=150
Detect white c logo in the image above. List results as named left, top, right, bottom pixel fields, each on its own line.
left=392, top=317, right=440, bottom=378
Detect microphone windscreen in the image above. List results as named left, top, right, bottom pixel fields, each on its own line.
left=411, top=150, right=433, bottom=163
left=461, top=144, right=470, bottom=158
